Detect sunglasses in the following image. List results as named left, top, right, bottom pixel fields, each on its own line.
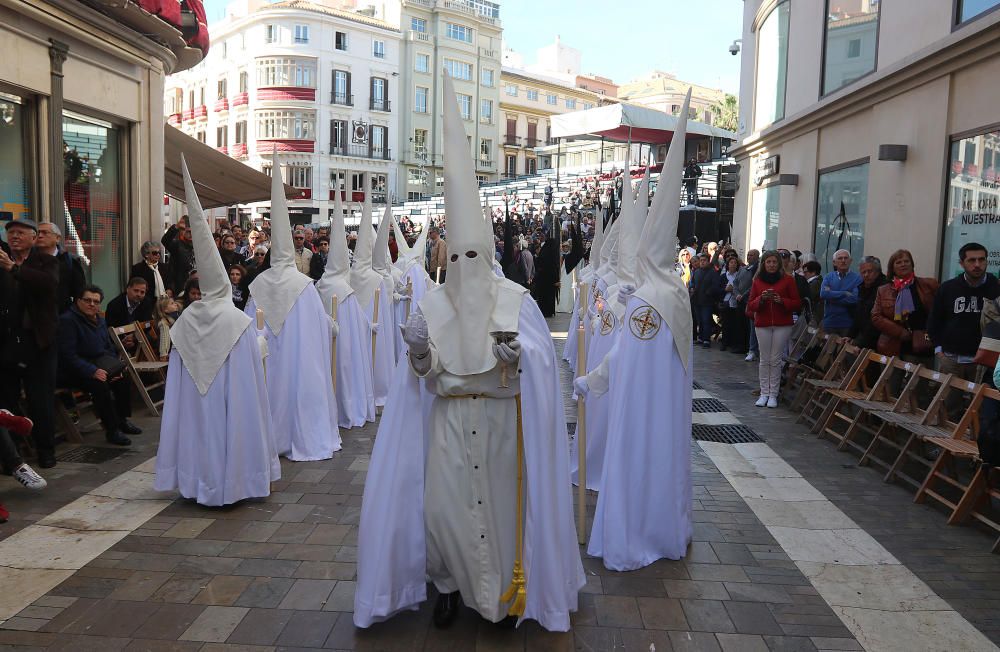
left=255, top=252, right=266, bottom=257
left=779, top=252, right=790, bottom=258
left=147, top=251, right=161, bottom=256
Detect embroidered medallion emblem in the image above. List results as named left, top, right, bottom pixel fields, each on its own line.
left=600, top=310, right=616, bottom=335
left=629, top=305, right=661, bottom=340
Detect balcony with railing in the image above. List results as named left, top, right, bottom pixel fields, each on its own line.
left=167, top=113, right=182, bottom=126
left=295, top=188, right=312, bottom=200
left=369, top=98, right=391, bottom=112
left=330, top=143, right=391, bottom=161
left=214, top=98, right=229, bottom=113
left=216, top=146, right=228, bottom=155
left=230, top=143, right=247, bottom=158
left=523, top=137, right=541, bottom=148
left=477, top=158, right=494, bottom=169
left=329, top=189, right=387, bottom=203
left=256, top=139, right=315, bottom=154
left=503, top=135, right=521, bottom=147
left=182, top=108, right=195, bottom=122
left=194, top=105, right=208, bottom=119
left=231, top=92, right=249, bottom=108
left=331, top=92, right=353, bottom=107
left=258, top=87, right=316, bottom=102
left=407, top=30, right=431, bottom=42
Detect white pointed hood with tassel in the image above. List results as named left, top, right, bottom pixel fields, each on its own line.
left=349, top=174, right=384, bottom=308
left=170, top=156, right=252, bottom=395
left=247, top=151, right=313, bottom=335
left=597, top=217, right=621, bottom=287
left=610, top=169, right=650, bottom=320
left=391, top=213, right=411, bottom=270
left=372, top=205, right=393, bottom=280
left=581, top=203, right=606, bottom=284
left=406, top=221, right=429, bottom=271
left=418, top=73, right=526, bottom=376
left=635, top=89, right=694, bottom=369
left=315, top=176, right=354, bottom=306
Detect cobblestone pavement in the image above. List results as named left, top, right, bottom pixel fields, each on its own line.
left=0, top=313, right=992, bottom=650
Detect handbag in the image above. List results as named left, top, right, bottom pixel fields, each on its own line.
left=974, top=298, right=1000, bottom=367
left=91, top=354, right=126, bottom=379
left=910, top=329, right=933, bottom=356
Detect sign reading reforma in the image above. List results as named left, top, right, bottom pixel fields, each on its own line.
left=755, top=155, right=780, bottom=186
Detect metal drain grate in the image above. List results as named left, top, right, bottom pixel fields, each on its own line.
left=692, top=381, right=704, bottom=389
left=692, top=398, right=729, bottom=413
left=691, top=424, right=764, bottom=444
left=56, top=446, right=130, bottom=464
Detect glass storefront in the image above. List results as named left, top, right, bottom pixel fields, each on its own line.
left=62, top=110, right=123, bottom=298
left=814, top=161, right=869, bottom=274
left=754, top=0, right=789, bottom=130
left=958, top=0, right=1000, bottom=23
left=750, top=186, right=780, bottom=252
left=943, top=128, right=1000, bottom=278
left=0, top=92, right=32, bottom=233
left=822, top=1, right=879, bottom=95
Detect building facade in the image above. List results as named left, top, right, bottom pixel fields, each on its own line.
left=0, top=0, right=206, bottom=294
left=396, top=0, right=502, bottom=199
left=498, top=68, right=610, bottom=177
left=618, top=71, right=726, bottom=127
left=732, top=0, right=1000, bottom=278
left=167, top=0, right=400, bottom=224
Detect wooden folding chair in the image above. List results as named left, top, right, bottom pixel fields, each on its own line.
left=785, top=334, right=840, bottom=406
left=879, top=375, right=980, bottom=487
left=52, top=389, right=103, bottom=444
left=109, top=323, right=168, bottom=416
left=134, top=320, right=167, bottom=363
left=793, top=342, right=864, bottom=417
left=813, top=351, right=894, bottom=438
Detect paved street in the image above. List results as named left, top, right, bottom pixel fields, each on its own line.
left=0, top=314, right=997, bottom=651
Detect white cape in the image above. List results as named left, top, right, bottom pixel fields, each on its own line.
left=334, top=295, right=377, bottom=427
left=569, top=309, right=617, bottom=492
left=556, top=263, right=575, bottom=313
left=392, top=263, right=432, bottom=361
left=360, top=279, right=397, bottom=408
left=587, top=295, right=692, bottom=570
left=354, top=295, right=584, bottom=631
left=246, top=286, right=341, bottom=461
left=154, top=329, right=281, bottom=505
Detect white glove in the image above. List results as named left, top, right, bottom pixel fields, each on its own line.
left=492, top=338, right=521, bottom=365
left=618, top=284, right=636, bottom=306
left=392, top=292, right=403, bottom=302
left=394, top=280, right=411, bottom=296
left=572, top=376, right=590, bottom=399
left=590, top=315, right=602, bottom=332
left=371, top=322, right=381, bottom=334
left=403, top=312, right=430, bottom=356
left=330, top=321, right=340, bottom=339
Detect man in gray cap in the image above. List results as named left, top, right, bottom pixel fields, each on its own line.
left=0, top=218, right=60, bottom=468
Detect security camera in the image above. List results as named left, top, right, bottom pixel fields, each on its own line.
left=729, top=39, right=742, bottom=56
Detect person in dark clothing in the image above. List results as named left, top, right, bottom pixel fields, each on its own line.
left=0, top=219, right=60, bottom=468
left=161, top=216, right=196, bottom=292
left=849, top=256, right=889, bottom=349
left=57, top=286, right=139, bottom=446
left=105, top=277, right=154, bottom=327
left=928, top=242, right=1000, bottom=381
left=684, top=158, right=702, bottom=205
left=219, top=233, right=242, bottom=271
left=690, top=253, right=724, bottom=347
left=36, top=223, right=86, bottom=313
left=309, top=236, right=330, bottom=280
left=533, top=230, right=561, bottom=317
left=129, top=241, right=173, bottom=304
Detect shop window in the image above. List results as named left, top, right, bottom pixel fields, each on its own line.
left=750, top=186, right=780, bottom=251
left=814, top=160, right=869, bottom=274
left=753, top=0, right=789, bottom=129
left=63, top=111, right=122, bottom=292
left=943, top=128, right=1000, bottom=278
left=822, top=0, right=879, bottom=95
left=0, top=93, right=32, bottom=229
left=957, top=0, right=1000, bottom=23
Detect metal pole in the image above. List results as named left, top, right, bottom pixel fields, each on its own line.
left=556, top=137, right=562, bottom=191
left=599, top=135, right=604, bottom=176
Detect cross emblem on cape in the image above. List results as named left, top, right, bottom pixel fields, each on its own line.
left=629, top=305, right=661, bottom=340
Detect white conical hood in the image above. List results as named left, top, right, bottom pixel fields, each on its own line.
left=598, top=218, right=620, bottom=287
left=410, top=221, right=428, bottom=266
left=636, top=88, right=694, bottom=369
left=316, top=175, right=354, bottom=305
left=170, top=156, right=251, bottom=395
left=372, top=204, right=392, bottom=279
left=349, top=173, right=383, bottom=308
left=247, top=150, right=312, bottom=335
left=619, top=168, right=649, bottom=289
left=418, top=73, right=525, bottom=376
left=391, top=212, right=411, bottom=267
left=582, top=205, right=606, bottom=284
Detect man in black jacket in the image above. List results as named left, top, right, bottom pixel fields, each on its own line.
left=105, top=277, right=153, bottom=327
left=57, top=286, right=137, bottom=446
left=690, top=252, right=724, bottom=348
left=0, top=219, right=60, bottom=467
left=850, top=256, right=889, bottom=350
left=928, top=242, right=1000, bottom=383
left=161, top=215, right=195, bottom=292
left=36, top=223, right=85, bottom=313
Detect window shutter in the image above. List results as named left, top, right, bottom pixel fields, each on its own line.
left=346, top=72, right=352, bottom=104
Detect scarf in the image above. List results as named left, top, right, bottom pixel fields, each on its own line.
left=759, top=269, right=781, bottom=285
left=892, top=274, right=916, bottom=322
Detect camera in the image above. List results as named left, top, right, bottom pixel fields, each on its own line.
left=729, top=40, right=741, bottom=56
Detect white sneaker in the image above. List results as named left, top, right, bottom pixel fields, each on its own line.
left=755, top=395, right=768, bottom=407
left=745, top=352, right=756, bottom=362
left=13, top=463, right=46, bottom=490
left=766, top=396, right=778, bottom=408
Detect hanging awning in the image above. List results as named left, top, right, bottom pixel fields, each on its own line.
left=164, top=125, right=301, bottom=208
left=549, top=102, right=735, bottom=143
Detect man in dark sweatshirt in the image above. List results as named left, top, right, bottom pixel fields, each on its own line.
left=927, top=242, right=1000, bottom=384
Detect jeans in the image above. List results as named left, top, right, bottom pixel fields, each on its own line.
left=685, top=183, right=697, bottom=205
left=696, top=304, right=715, bottom=344
left=0, top=427, right=23, bottom=474
left=0, top=343, right=57, bottom=457
left=756, top=325, right=793, bottom=398
left=746, top=315, right=758, bottom=354
left=60, top=373, right=132, bottom=434
left=935, top=354, right=983, bottom=419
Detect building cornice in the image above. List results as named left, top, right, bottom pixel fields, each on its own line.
left=731, top=7, right=1000, bottom=159
left=212, top=5, right=401, bottom=42
left=499, top=68, right=605, bottom=101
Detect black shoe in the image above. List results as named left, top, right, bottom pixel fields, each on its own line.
left=432, top=591, right=461, bottom=629
left=37, top=452, right=57, bottom=469
left=119, top=420, right=143, bottom=435
left=105, top=431, right=132, bottom=446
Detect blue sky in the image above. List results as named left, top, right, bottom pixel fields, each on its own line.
left=202, top=0, right=743, bottom=93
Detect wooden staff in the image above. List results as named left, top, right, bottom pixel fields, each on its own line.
left=404, top=278, right=413, bottom=321
left=371, top=286, right=381, bottom=376
left=435, top=266, right=441, bottom=284
left=576, top=318, right=588, bottom=544
left=330, top=295, right=338, bottom=394
left=255, top=308, right=266, bottom=380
